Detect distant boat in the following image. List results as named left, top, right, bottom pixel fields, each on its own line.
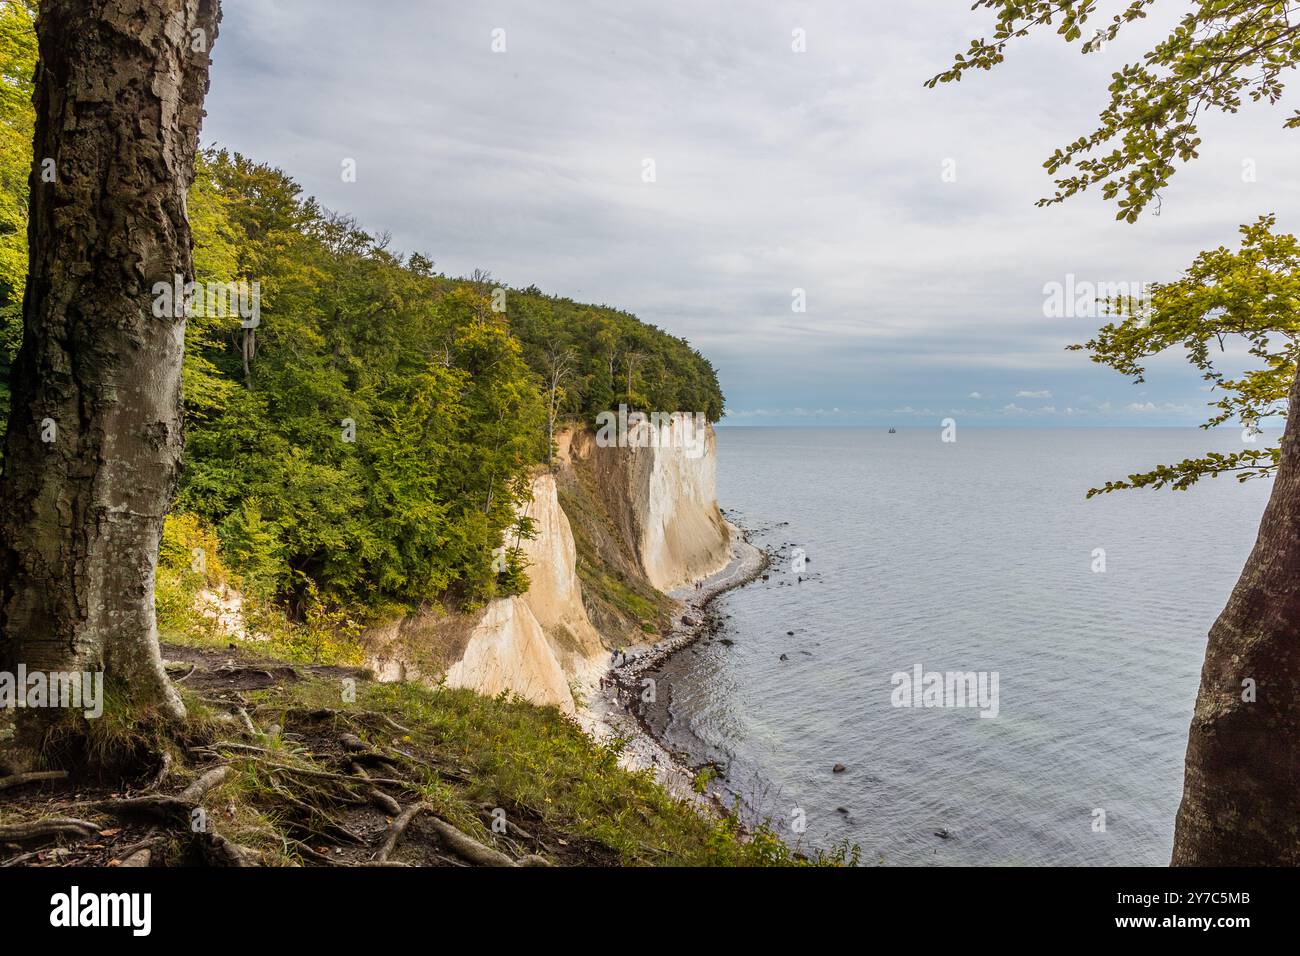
left=888, top=427, right=896, bottom=434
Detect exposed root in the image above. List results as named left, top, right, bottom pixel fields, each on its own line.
left=86, top=795, right=192, bottom=823
left=109, top=832, right=162, bottom=867
left=88, top=763, right=229, bottom=823
left=0, top=817, right=100, bottom=843
left=339, top=733, right=373, bottom=754
left=264, top=707, right=413, bottom=736
left=195, top=830, right=262, bottom=867
left=2, top=659, right=578, bottom=868
left=236, top=708, right=258, bottom=737
left=286, top=839, right=339, bottom=865
left=0, top=771, right=68, bottom=791
left=192, top=741, right=277, bottom=756
left=180, top=765, right=232, bottom=802
left=375, top=802, right=428, bottom=863
left=351, top=762, right=401, bottom=816
left=426, top=816, right=517, bottom=867
left=172, top=664, right=198, bottom=684
left=143, top=752, right=173, bottom=792
left=476, top=802, right=550, bottom=851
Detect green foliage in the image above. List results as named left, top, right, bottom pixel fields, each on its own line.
left=933, top=1, right=1300, bottom=494
left=168, top=151, right=722, bottom=617
left=218, top=498, right=287, bottom=599
left=0, top=12, right=724, bottom=624
left=156, top=511, right=366, bottom=666
left=174, top=152, right=543, bottom=615
left=929, top=0, right=1300, bottom=222
left=0, top=0, right=35, bottom=424
left=1075, top=215, right=1299, bottom=494
left=499, top=288, right=725, bottom=425
left=692, top=764, right=719, bottom=794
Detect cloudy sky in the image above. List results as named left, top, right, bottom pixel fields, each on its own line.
left=203, top=1, right=1300, bottom=426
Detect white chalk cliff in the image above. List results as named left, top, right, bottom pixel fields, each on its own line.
left=569, top=417, right=730, bottom=591
left=363, top=472, right=600, bottom=713
left=363, top=422, right=729, bottom=712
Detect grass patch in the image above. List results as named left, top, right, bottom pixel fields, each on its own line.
left=239, top=677, right=807, bottom=865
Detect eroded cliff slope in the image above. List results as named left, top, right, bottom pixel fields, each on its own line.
left=361, top=422, right=729, bottom=712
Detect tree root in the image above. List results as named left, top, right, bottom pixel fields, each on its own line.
left=0, top=770, right=68, bottom=791
left=171, top=663, right=198, bottom=684
left=89, top=763, right=231, bottom=822
left=0, top=817, right=100, bottom=843
left=193, top=741, right=277, bottom=756
left=476, top=802, right=550, bottom=851
left=426, top=815, right=518, bottom=867
left=286, top=839, right=339, bottom=865
left=237, top=756, right=417, bottom=791
left=267, top=706, right=413, bottom=737
left=375, top=802, right=428, bottom=863
left=180, top=765, right=232, bottom=802
left=1, top=848, right=49, bottom=867
left=109, top=831, right=162, bottom=867
left=236, top=708, right=258, bottom=737
left=195, top=830, right=262, bottom=867
left=351, top=762, right=401, bottom=816
left=87, top=795, right=192, bottom=822
left=143, top=752, right=173, bottom=792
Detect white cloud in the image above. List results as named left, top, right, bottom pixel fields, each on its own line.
left=202, top=0, right=1300, bottom=426
left=1124, top=401, right=1194, bottom=415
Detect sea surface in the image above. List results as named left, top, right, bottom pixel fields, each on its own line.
left=653, top=426, right=1274, bottom=865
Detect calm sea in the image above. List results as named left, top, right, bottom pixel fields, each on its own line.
left=653, top=426, right=1273, bottom=865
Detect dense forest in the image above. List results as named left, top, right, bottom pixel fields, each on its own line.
left=0, top=0, right=722, bottom=625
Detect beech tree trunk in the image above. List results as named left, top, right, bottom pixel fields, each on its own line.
left=0, top=0, right=220, bottom=767
left=1172, top=367, right=1300, bottom=865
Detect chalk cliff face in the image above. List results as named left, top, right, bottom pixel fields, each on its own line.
left=569, top=417, right=730, bottom=592
left=363, top=471, right=605, bottom=714
left=442, top=596, right=576, bottom=710
left=361, top=421, right=729, bottom=712
left=509, top=474, right=607, bottom=683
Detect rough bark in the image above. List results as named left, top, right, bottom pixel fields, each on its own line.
left=1172, top=367, right=1300, bottom=865
left=0, top=0, right=221, bottom=767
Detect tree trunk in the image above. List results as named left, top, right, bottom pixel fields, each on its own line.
left=1172, top=366, right=1300, bottom=864
left=0, top=0, right=220, bottom=768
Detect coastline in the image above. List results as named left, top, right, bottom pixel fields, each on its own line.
left=578, top=518, right=768, bottom=809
